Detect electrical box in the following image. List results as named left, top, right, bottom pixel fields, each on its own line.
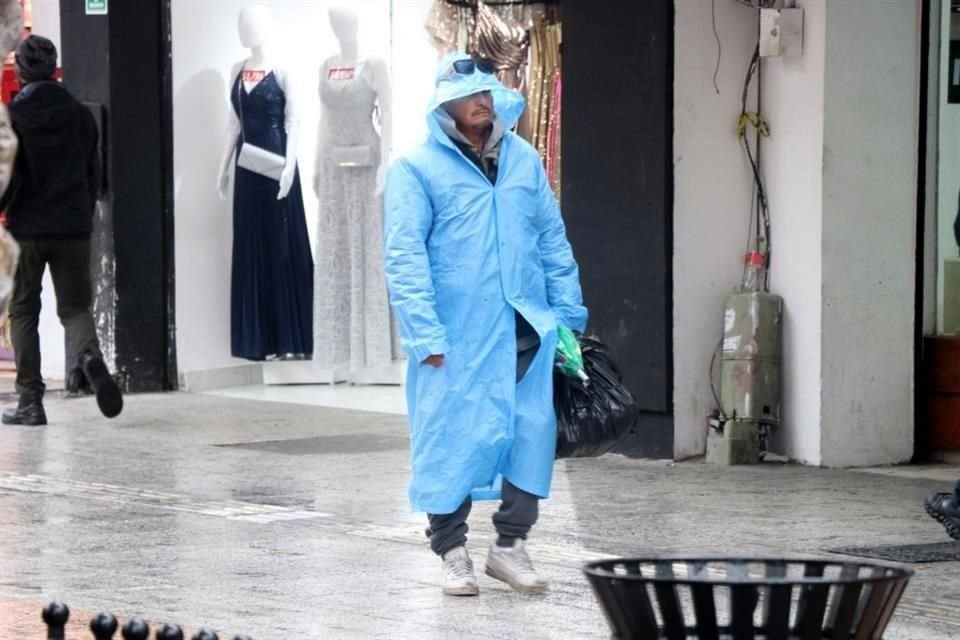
left=759, top=8, right=803, bottom=58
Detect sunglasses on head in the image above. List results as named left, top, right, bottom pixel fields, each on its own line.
left=449, top=57, right=496, bottom=76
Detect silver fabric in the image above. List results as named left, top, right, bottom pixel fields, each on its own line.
left=313, top=61, right=395, bottom=370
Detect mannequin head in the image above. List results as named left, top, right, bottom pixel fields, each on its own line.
left=238, top=4, right=273, bottom=49
left=329, top=7, right=358, bottom=44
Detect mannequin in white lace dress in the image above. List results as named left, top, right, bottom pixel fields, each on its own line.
left=312, top=7, right=396, bottom=373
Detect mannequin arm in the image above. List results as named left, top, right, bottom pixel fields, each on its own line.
left=313, top=118, right=323, bottom=198
left=371, top=59, right=392, bottom=195
left=217, top=112, right=241, bottom=201
left=313, top=61, right=326, bottom=198
left=276, top=67, right=300, bottom=200
left=217, top=63, right=243, bottom=201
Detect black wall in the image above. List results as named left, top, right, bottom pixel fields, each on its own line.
left=562, top=0, right=674, bottom=457
left=60, top=1, right=176, bottom=392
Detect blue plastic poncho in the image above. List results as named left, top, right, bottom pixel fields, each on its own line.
left=384, top=52, right=588, bottom=514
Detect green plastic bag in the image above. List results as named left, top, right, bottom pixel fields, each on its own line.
left=555, top=325, right=590, bottom=384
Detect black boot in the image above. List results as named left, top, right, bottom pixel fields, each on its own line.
left=66, top=366, right=93, bottom=398
left=2, top=394, right=47, bottom=426
left=925, top=492, right=960, bottom=541
left=79, top=352, right=123, bottom=418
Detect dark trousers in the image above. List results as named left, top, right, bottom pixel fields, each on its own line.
left=427, top=478, right=541, bottom=557
left=9, top=238, right=101, bottom=398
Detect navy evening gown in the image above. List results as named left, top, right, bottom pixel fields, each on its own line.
left=229, top=71, right=314, bottom=360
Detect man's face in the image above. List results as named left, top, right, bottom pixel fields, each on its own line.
left=444, top=91, right=494, bottom=130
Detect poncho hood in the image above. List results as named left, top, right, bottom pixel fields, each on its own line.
left=426, top=51, right=525, bottom=145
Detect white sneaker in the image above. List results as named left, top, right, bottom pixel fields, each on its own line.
left=484, top=539, right=548, bottom=593
left=441, top=546, right=479, bottom=596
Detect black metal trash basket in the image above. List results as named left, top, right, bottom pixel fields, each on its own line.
left=582, top=557, right=913, bottom=640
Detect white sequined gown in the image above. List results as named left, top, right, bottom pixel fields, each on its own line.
left=313, top=59, right=395, bottom=371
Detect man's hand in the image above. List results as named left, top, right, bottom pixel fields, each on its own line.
left=422, top=354, right=444, bottom=368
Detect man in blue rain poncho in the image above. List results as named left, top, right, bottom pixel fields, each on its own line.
left=384, top=53, right=587, bottom=596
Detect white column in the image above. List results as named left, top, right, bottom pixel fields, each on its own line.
left=761, top=0, right=828, bottom=464
left=762, top=0, right=919, bottom=465
left=818, top=1, right=919, bottom=466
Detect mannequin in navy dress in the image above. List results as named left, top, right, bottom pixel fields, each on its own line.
left=216, top=5, right=313, bottom=361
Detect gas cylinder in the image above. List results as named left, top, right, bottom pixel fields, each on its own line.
left=716, top=252, right=783, bottom=464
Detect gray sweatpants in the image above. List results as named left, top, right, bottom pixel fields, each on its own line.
left=426, top=478, right=540, bottom=557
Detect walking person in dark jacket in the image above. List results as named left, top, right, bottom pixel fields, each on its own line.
left=1, top=35, right=121, bottom=425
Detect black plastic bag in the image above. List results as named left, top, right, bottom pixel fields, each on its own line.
left=554, top=335, right=640, bottom=459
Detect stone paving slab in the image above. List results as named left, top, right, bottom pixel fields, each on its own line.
left=0, top=392, right=957, bottom=638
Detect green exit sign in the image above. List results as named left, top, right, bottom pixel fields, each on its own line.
left=85, top=0, right=107, bottom=15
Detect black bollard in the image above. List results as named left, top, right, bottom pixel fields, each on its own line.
left=156, top=623, right=185, bottom=640
left=120, top=617, right=150, bottom=640
left=42, top=601, right=70, bottom=640
left=191, top=629, right=219, bottom=640
left=90, top=612, right=119, bottom=640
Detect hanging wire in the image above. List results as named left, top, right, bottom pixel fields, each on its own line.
left=736, top=45, right=772, bottom=290
left=711, top=0, right=722, bottom=94
left=743, top=180, right=758, bottom=285
left=709, top=337, right=728, bottom=424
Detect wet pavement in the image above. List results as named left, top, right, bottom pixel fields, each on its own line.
left=0, top=391, right=958, bottom=638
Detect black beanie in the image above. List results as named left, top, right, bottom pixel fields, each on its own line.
left=14, top=35, right=57, bottom=83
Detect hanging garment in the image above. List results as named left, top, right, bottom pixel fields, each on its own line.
left=473, top=1, right=528, bottom=92
left=229, top=71, right=314, bottom=361
left=313, top=59, right=394, bottom=371
left=383, top=52, right=588, bottom=514
left=425, top=0, right=473, bottom=57
left=545, top=66, right=562, bottom=202
left=527, top=18, right=561, bottom=160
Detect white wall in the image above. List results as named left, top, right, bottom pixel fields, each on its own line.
left=389, top=0, right=435, bottom=157
left=172, top=0, right=390, bottom=374
left=818, top=1, right=919, bottom=466
left=29, top=0, right=60, bottom=51
left=761, top=0, right=827, bottom=464
left=672, top=0, right=761, bottom=460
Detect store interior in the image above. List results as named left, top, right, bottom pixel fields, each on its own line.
left=10, top=1, right=565, bottom=408
left=169, top=0, right=564, bottom=410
